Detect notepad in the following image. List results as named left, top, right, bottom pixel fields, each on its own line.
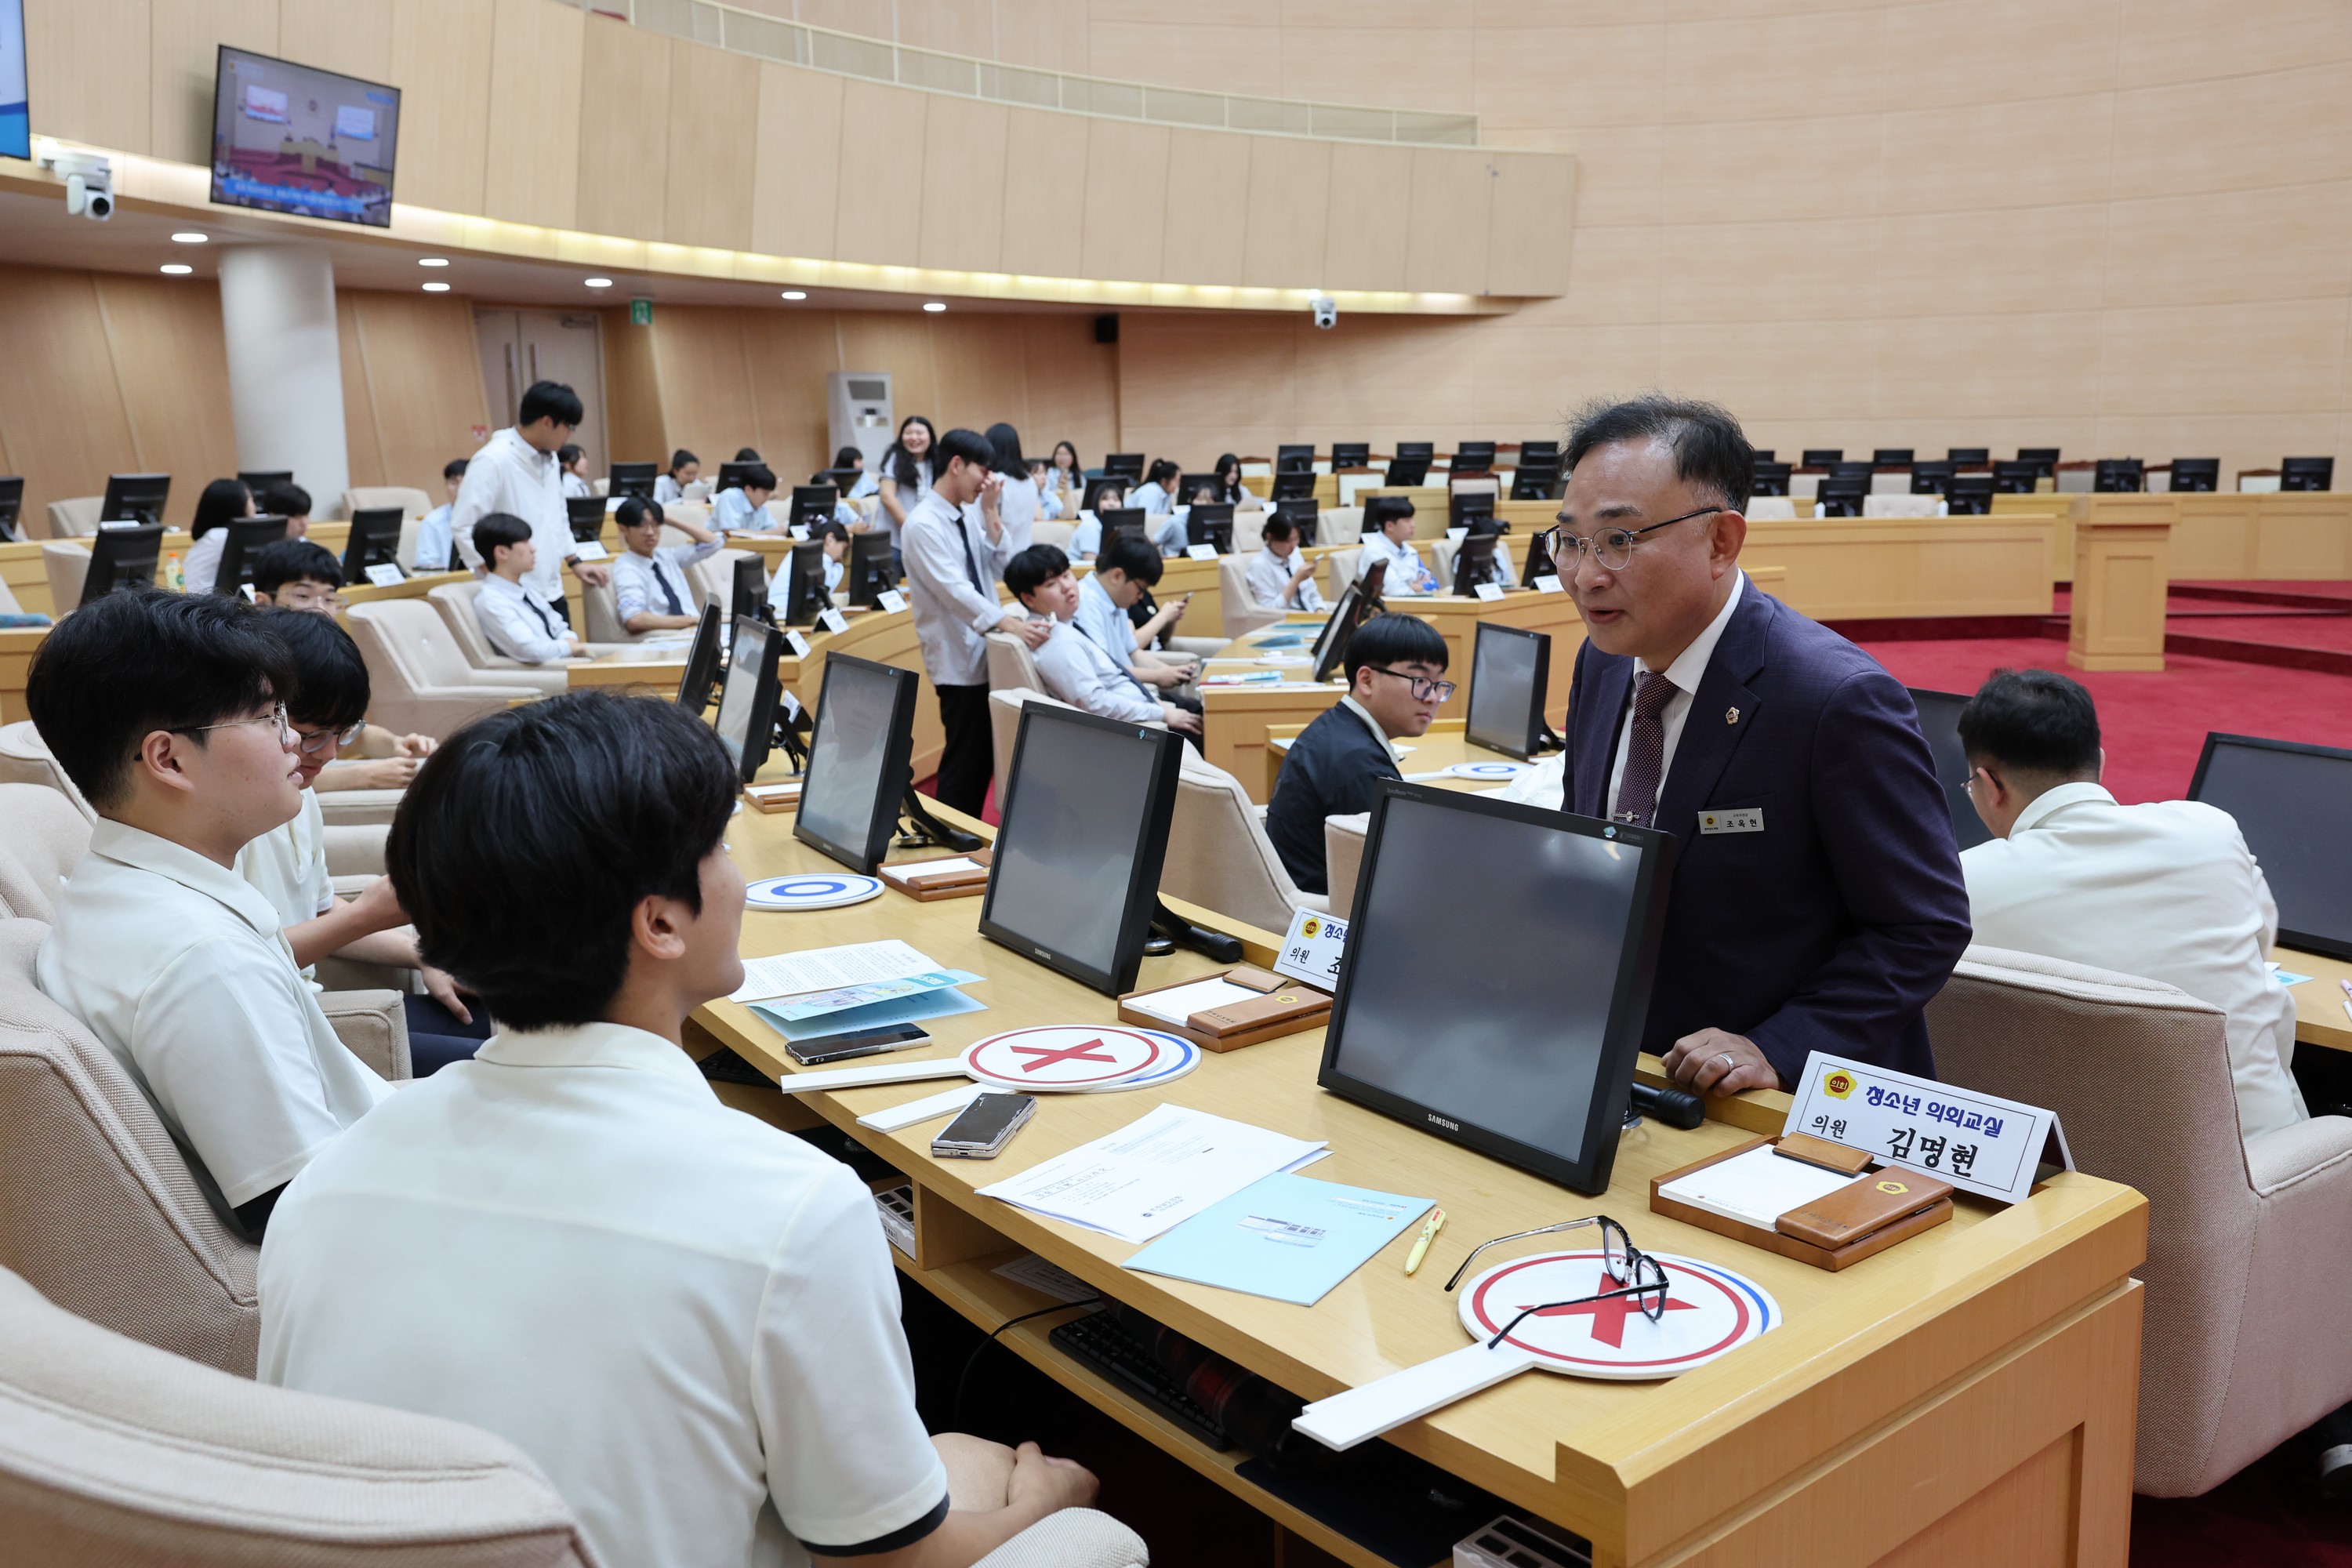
left=1655, top=1144, right=1859, bottom=1230
left=1122, top=977, right=1262, bottom=1028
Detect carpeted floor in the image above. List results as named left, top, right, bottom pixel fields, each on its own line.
left=2129, top=1447, right=2352, bottom=1567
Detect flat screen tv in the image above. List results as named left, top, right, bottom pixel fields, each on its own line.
left=211, top=46, right=400, bottom=227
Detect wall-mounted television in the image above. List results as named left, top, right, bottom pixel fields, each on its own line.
left=0, top=0, right=27, bottom=162
left=210, top=45, right=399, bottom=227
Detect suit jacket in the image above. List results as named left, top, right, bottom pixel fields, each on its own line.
left=1265, top=703, right=1399, bottom=897
left=1563, top=580, right=1970, bottom=1083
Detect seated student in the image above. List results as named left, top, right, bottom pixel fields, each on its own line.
left=250, top=539, right=345, bottom=613
left=1005, top=545, right=1200, bottom=736
left=839, top=444, right=880, bottom=502
left=653, top=448, right=699, bottom=505
left=611, top=497, right=720, bottom=633
left=249, top=541, right=437, bottom=793
left=1076, top=534, right=1199, bottom=710
left=732, top=446, right=763, bottom=463
left=805, top=470, right=864, bottom=531
left=181, top=477, right=253, bottom=595
left=1027, top=459, right=1066, bottom=520
left=241, top=608, right=488, bottom=1074
left=1357, top=499, right=1437, bottom=595
left=257, top=692, right=1102, bottom=1568
left=767, top=521, right=851, bottom=618
left=1128, top=459, right=1189, bottom=554
left=1068, top=481, right=1126, bottom=561
left=28, top=591, right=390, bottom=1239
left=558, top=444, right=593, bottom=500
left=1264, top=613, right=1450, bottom=895
left=414, top=458, right=467, bottom=572
left=1247, top=516, right=1326, bottom=612
left=1955, top=668, right=2308, bottom=1142
left=1214, top=453, right=1256, bottom=508
left=257, top=481, right=313, bottom=539
left=711, top=463, right=779, bottom=533
left=472, top=512, right=586, bottom=663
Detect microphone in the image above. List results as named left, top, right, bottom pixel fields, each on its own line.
left=1629, top=1080, right=1704, bottom=1131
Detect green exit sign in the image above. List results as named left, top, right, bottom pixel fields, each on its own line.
left=629, top=297, right=653, bottom=326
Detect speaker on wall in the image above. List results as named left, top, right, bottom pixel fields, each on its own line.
left=1094, top=314, right=1120, bottom=345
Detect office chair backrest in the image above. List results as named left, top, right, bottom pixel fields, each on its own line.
left=983, top=631, right=1046, bottom=694
left=1163, top=750, right=1323, bottom=935
left=0, top=783, right=91, bottom=921
left=0, top=722, right=92, bottom=818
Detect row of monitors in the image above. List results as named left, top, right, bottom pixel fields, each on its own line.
left=66, top=512, right=412, bottom=608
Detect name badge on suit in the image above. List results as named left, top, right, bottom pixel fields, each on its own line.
left=1698, top=808, right=1764, bottom=835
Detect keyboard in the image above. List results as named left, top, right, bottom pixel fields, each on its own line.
left=1049, top=1310, right=1233, bottom=1451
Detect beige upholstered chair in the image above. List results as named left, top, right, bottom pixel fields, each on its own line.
left=427, top=581, right=555, bottom=676
left=1322, top=547, right=1363, bottom=604
left=343, top=601, right=552, bottom=739
left=313, top=786, right=407, bottom=828
left=985, top=630, right=1046, bottom=692
left=0, top=1265, right=601, bottom=1566
left=1746, top=495, right=1798, bottom=521
left=1323, top=811, right=1370, bottom=913
left=342, top=485, right=433, bottom=523
left=45, top=496, right=101, bottom=539
left=1033, top=519, right=1076, bottom=552
left=581, top=574, right=637, bottom=644
left=0, top=721, right=93, bottom=817
left=1929, top=946, right=2352, bottom=1497
left=987, top=688, right=1080, bottom=792
left=1862, top=493, right=1941, bottom=518
left=1218, top=556, right=1284, bottom=638
left=0, top=783, right=90, bottom=921
left=1163, top=752, right=1326, bottom=933
left=1320, top=506, right=1365, bottom=546
left=689, top=547, right=760, bottom=614
left=42, top=540, right=93, bottom=613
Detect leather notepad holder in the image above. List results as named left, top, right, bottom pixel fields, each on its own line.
left=1650, top=1136, right=1955, bottom=1272
left=877, top=849, right=993, bottom=901
left=1116, top=965, right=1331, bottom=1054
left=742, top=780, right=803, bottom=814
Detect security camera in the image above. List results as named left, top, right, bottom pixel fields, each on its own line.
left=38, top=143, right=114, bottom=221
left=1309, top=293, right=1338, bottom=330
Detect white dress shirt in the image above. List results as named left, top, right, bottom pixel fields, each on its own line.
left=1490, top=752, right=1567, bottom=810
left=995, top=473, right=1044, bottom=554
left=237, top=791, right=335, bottom=981
left=1073, top=573, right=1150, bottom=695
left=561, top=472, right=593, bottom=500
left=1961, top=782, right=2309, bottom=1142
left=1039, top=485, right=1066, bottom=521
left=877, top=458, right=932, bottom=545
left=613, top=540, right=720, bottom=624
left=36, top=819, right=389, bottom=1209
left=847, top=468, right=879, bottom=501
left=1070, top=513, right=1103, bottom=558
left=475, top=573, right=575, bottom=663
left=413, top=503, right=455, bottom=572
left=1031, top=617, right=1163, bottom=724
left=1247, top=547, right=1327, bottom=612
left=1358, top=530, right=1436, bottom=595
left=182, top=528, right=228, bottom=596
left=1606, top=568, right=1747, bottom=818
left=713, top=487, right=768, bottom=533
left=258, top=1022, right=949, bottom=1568
left=653, top=473, right=685, bottom=505
left=451, top=428, right=573, bottom=605
left=901, top=488, right=1011, bottom=688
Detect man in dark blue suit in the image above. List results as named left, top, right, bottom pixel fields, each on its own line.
left=1551, top=397, right=1969, bottom=1094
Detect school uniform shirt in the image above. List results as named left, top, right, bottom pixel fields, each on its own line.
left=1263, top=698, right=1403, bottom=895
left=902, top=488, right=1012, bottom=688
left=414, top=503, right=456, bottom=572
left=613, top=540, right=720, bottom=624
left=653, top=474, right=686, bottom=505
left=561, top=472, right=593, bottom=500
left=1247, top=548, right=1327, bottom=612
left=451, top=428, right=573, bottom=608
left=877, top=458, right=932, bottom=544
left=1961, top=782, right=2308, bottom=1142
left=1358, top=530, right=1436, bottom=595
left=1031, top=616, right=1163, bottom=725
left=259, top=1022, right=950, bottom=1568
left=475, top=572, right=575, bottom=663
left=995, top=473, right=1044, bottom=554
left=1070, top=512, right=1104, bottom=558
left=713, top=487, right=769, bottom=533
left=1039, top=485, right=1066, bottom=521
left=35, top=819, right=390, bottom=1210
left=762, top=555, right=848, bottom=619
left=237, top=790, right=335, bottom=982
left=1073, top=573, right=1153, bottom=698
left=182, top=527, right=229, bottom=595
left=847, top=468, right=880, bottom=501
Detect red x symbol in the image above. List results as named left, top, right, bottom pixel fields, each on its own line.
left=1512, top=1273, right=1697, bottom=1349
left=1008, top=1037, right=1123, bottom=1073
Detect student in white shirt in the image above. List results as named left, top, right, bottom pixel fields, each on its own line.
left=180, top=477, right=253, bottom=596
left=875, top=416, right=937, bottom=561
left=1077, top=533, right=1199, bottom=712
left=986, top=423, right=1045, bottom=554
left=839, top=445, right=880, bottom=502
left=1358, top=498, right=1438, bottom=594
left=28, top=591, right=391, bottom=1240
left=472, top=514, right=586, bottom=663
left=1954, top=668, right=2310, bottom=1142
left=653, top=448, right=699, bottom=506
left=1129, top=459, right=1189, bottom=554
left=1247, top=514, right=1326, bottom=612
left=257, top=692, right=1102, bottom=1568
left=1026, top=459, right=1067, bottom=521
left=255, top=480, right=314, bottom=541
left=1069, top=481, right=1126, bottom=561
left=451, top=381, right=610, bottom=623
left=1213, top=452, right=1258, bottom=508
left=413, top=458, right=466, bottom=573
left=1047, top=440, right=1083, bottom=503
left=711, top=464, right=779, bottom=534
left=248, top=544, right=443, bottom=793
left=1004, top=545, right=1200, bottom=736
left=558, top=444, right=593, bottom=500
left=612, top=497, right=721, bottom=633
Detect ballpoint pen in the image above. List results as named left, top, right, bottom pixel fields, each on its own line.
left=2340, top=978, right=2351, bottom=1025
left=1405, top=1207, right=1446, bottom=1276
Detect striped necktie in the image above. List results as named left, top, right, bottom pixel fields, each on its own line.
left=1613, top=670, right=1676, bottom=826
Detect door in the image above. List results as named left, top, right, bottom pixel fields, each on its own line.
left=474, top=310, right=610, bottom=477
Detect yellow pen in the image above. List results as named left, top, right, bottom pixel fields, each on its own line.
left=1404, top=1207, right=1446, bottom=1276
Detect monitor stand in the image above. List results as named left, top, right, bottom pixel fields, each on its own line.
left=1149, top=901, right=1243, bottom=965
left=770, top=719, right=807, bottom=774
left=1534, top=722, right=1565, bottom=754
left=896, top=787, right=984, bottom=852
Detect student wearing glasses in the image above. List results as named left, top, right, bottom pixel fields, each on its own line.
left=248, top=546, right=441, bottom=793
left=1263, top=613, right=1453, bottom=895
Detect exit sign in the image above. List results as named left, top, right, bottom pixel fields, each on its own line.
left=629, top=297, right=653, bottom=326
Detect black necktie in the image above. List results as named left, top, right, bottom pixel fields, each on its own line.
left=957, top=509, right=985, bottom=593
left=525, top=594, right=558, bottom=634
left=655, top=559, right=684, bottom=615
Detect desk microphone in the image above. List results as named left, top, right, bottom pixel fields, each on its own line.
left=1628, top=1081, right=1704, bottom=1131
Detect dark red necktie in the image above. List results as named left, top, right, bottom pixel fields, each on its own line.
left=1614, top=670, right=1675, bottom=826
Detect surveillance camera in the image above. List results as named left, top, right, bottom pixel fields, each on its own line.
left=39, top=145, right=114, bottom=221
left=1309, top=293, right=1338, bottom=330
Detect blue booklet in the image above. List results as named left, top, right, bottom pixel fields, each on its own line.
left=1121, top=1173, right=1433, bottom=1305
left=753, top=987, right=986, bottom=1041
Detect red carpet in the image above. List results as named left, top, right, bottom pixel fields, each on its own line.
left=2129, top=1450, right=2352, bottom=1567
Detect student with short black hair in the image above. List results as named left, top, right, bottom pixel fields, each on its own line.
left=1005, top=545, right=1200, bottom=735
left=415, top=457, right=468, bottom=572
left=1129, top=458, right=1188, bottom=554
left=1264, top=612, right=1452, bottom=894
left=452, top=381, right=608, bottom=621
left=558, top=444, right=593, bottom=499
left=838, top=444, right=878, bottom=503
left=1076, top=532, right=1197, bottom=706
left=1247, top=515, right=1325, bottom=612
left=251, top=539, right=344, bottom=611
left=259, top=692, right=1102, bottom=1568
left=1358, top=497, right=1436, bottom=593
left=30, top=591, right=390, bottom=1239
left=655, top=448, right=701, bottom=505
left=258, top=561, right=439, bottom=793
left=612, top=496, right=720, bottom=633
left=472, top=512, right=586, bottom=662
left=710, top=463, right=779, bottom=533
left=258, top=481, right=313, bottom=537
left=181, top=477, right=254, bottom=594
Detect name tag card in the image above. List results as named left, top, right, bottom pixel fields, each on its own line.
left=876, top=588, right=908, bottom=614
left=572, top=540, right=610, bottom=561
left=1533, top=574, right=1563, bottom=594
left=1185, top=543, right=1220, bottom=561
left=604, top=497, right=624, bottom=513
left=1473, top=582, right=1506, bottom=601
left=1784, top=1054, right=2070, bottom=1205
left=363, top=562, right=407, bottom=587
left=818, top=607, right=849, bottom=634
left=1273, top=907, right=1348, bottom=989
left=1446, top=526, right=1469, bottom=541
left=784, top=628, right=811, bottom=658
left=1698, top=807, right=1762, bottom=834
left=789, top=524, right=810, bottom=542
left=782, top=690, right=804, bottom=722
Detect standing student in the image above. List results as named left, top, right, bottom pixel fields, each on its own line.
left=1247, top=516, right=1326, bottom=612
left=710, top=464, right=779, bottom=533
left=902, top=427, right=1049, bottom=815
left=1076, top=533, right=1197, bottom=710
left=1358, top=499, right=1436, bottom=594
left=180, top=477, right=254, bottom=595
left=988, top=423, right=1045, bottom=555
left=611, top=497, right=720, bottom=634
left=471, top=514, right=586, bottom=664
left=257, top=481, right=313, bottom=539
left=875, top=415, right=937, bottom=562
left=28, top=590, right=390, bottom=1240
left=1006, top=546, right=1200, bottom=736
left=654, top=449, right=700, bottom=505
left=414, top=459, right=466, bottom=572
left=451, top=380, right=611, bottom=625
left=558, top=445, right=593, bottom=499
left=1214, top=452, right=1256, bottom=507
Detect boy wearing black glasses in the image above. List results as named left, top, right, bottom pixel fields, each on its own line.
left=1265, top=612, right=1453, bottom=895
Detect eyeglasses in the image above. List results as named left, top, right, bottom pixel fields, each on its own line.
left=290, top=720, right=365, bottom=757
left=179, top=702, right=292, bottom=746
left=1535, top=505, right=1722, bottom=573
left=1446, top=1214, right=1672, bottom=1348
left=1364, top=666, right=1457, bottom=703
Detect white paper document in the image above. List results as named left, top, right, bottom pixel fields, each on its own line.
left=1122, top=978, right=1262, bottom=1028
left=977, top=1104, right=1329, bottom=1244
left=896, top=856, right=985, bottom=879
left=857, top=1082, right=984, bottom=1131
left=1655, top=1143, right=1857, bottom=1231
left=731, top=940, right=938, bottom=1003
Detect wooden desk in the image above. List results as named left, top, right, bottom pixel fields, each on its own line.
left=1261, top=718, right=1534, bottom=801
left=1404, top=590, right=1582, bottom=726
left=566, top=646, right=693, bottom=692
left=1741, top=517, right=2054, bottom=620
left=0, top=625, right=44, bottom=725
left=693, top=804, right=2145, bottom=1568
left=2281, top=945, right=2352, bottom=1056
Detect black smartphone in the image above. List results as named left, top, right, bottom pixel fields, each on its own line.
left=931, top=1092, right=1036, bottom=1160
left=785, top=1025, right=933, bottom=1067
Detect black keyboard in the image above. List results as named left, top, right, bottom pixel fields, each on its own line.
left=1050, top=1310, right=1232, bottom=1450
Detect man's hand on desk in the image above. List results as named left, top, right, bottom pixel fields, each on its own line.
left=1661, top=1028, right=1780, bottom=1097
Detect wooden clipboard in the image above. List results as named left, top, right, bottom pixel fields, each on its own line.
left=1649, top=1136, right=1952, bottom=1272
left=1116, top=964, right=1330, bottom=1054
left=877, top=849, right=993, bottom=901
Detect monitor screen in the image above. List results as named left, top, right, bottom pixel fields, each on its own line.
left=979, top=705, right=1181, bottom=995
left=1319, top=786, right=1671, bottom=1195
left=1906, top=688, right=1992, bottom=852
left=1308, top=582, right=1363, bottom=684
left=0, top=0, right=24, bottom=162
left=211, top=47, right=399, bottom=227
left=794, top=654, right=916, bottom=874
left=712, top=616, right=778, bottom=782
left=1466, top=623, right=1548, bottom=760
left=2189, top=734, right=2352, bottom=960
left=673, top=604, right=723, bottom=710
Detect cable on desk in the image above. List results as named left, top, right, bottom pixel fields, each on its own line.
left=953, top=1298, right=1103, bottom=1429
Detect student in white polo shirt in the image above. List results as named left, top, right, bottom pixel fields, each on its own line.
left=28, top=591, right=391, bottom=1240
left=610, top=496, right=721, bottom=634
left=258, top=692, right=1102, bottom=1568
left=472, top=512, right=587, bottom=663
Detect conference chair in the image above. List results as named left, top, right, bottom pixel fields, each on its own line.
left=1322, top=548, right=1363, bottom=604
left=1861, top=494, right=1942, bottom=518
left=45, top=496, right=101, bottom=538
left=984, top=631, right=1047, bottom=695
left=1321, top=812, right=1370, bottom=915
left=424, top=582, right=582, bottom=681
left=1929, top=946, right=2352, bottom=1497
left=343, top=601, right=555, bottom=739
left=42, top=540, right=93, bottom=611
left=581, top=574, right=641, bottom=645
left=1321, top=506, right=1366, bottom=545
left=1032, top=519, right=1077, bottom=553
left=689, top=548, right=760, bottom=615
left=1216, top=556, right=1286, bottom=639
left=341, top=485, right=433, bottom=524
left=1163, top=750, right=1328, bottom=934
left=1746, top=496, right=1798, bottom=521
left=0, top=720, right=92, bottom=816
left=0, top=783, right=86, bottom=921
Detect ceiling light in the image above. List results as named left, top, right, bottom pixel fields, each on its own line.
left=418, top=256, right=449, bottom=267
left=922, top=300, right=946, bottom=313
left=584, top=277, right=614, bottom=289
left=781, top=290, right=806, bottom=301
left=159, top=263, right=193, bottom=275
left=170, top=231, right=208, bottom=244
left=422, top=281, right=451, bottom=292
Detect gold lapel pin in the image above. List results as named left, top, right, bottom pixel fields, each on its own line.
left=1726, top=706, right=1740, bottom=724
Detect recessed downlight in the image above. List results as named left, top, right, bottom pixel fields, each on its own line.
left=922, top=300, right=947, bottom=313
left=422, top=281, right=451, bottom=292
left=781, top=290, right=807, bottom=301
left=159, top=263, right=193, bottom=275
left=170, top=232, right=209, bottom=245
left=418, top=256, right=450, bottom=267
left=584, top=277, right=614, bottom=289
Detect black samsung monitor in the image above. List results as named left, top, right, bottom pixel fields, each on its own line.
left=1947, top=448, right=1990, bottom=466
left=211, top=516, right=290, bottom=596
left=790, top=485, right=840, bottom=531
left=978, top=703, right=1184, bottom=996
left=1992, top=461, right=2042, bottom=494
left=565, top=495, right=607, bottom=543
left=1275, top=445, right=1315, bottom=474
left=609, top=463, right=658, bottom=501
left=779, top=539, right=829, bottom=626
left=1448, top=489, right=1496, bottom=534
left=1384, top=456, right=1430, bottom=488
left=794, top=652, right=921, bottom=875
left=78, top=524, right=166, bottom=608
left=1452, top=441, right=1497, bottom=474
left=1274, top=496, right=1319, bottom=547
left=211, top=46, right=399, bottom=227
left=728, top=554, right=765, bottom=625
left=1308, top=582, right=1365, bottom=684
left=342, top=506, right=405, bottom=583
left=717, top=461, right=763, bottom=494
left=1947, top=476, right=1994, bottom=515
left=100, top=474, right=171, bottom=525
left=1519, top=528, right=1557, bottom=588
left=674, top=604, right=724, bottom=713
left=2189, top=734, right=2352, bottom=958
left=2168, top=459, right=2220, bottom=493
left=1749, top=462, right=1792, bottom=497
left=1396, top=441, right=1435, bottom=463
left=1185, top=504, right=1234, bottom=553
left=1910, top=461, right=1955, bottom=495
left=1318, top=784, right=1674, bottom=1195
left=2094, top=459, right=2143, bottom=493
left=1081, top=475, right=1127, bottom=514
left=0, top=477, right=24, bottom=543
left=1905, top=687, right=1993, bottom=853
left=1520, top=439, right=1560, bottom=466
left=1448, top=532, right=1497, bottom=597
left=2016, top=447, right=2060, bottom=476
left=713, top=615, right=784, bottom=784
left=1104, top=452, right=1145, bottom=481
left=1179, top=473, right=1220, bottom=503
left=1331, top=442, right=1371, bottom=470
left=1800, top=448, right=1843, bottom=468
left=1466, top=622, right=1552, bottom=760
left=1270, top=471, right=1318, bottom=503
left=1509, top=466, right=1560, bottom=502
left=846, top=532, right=896, bottom=607
left=1815, top=476, right=1868, bottom=517
left=2281, top=457, right=2335, bottom=492
left=1873, top=448, right=1914, bottom=466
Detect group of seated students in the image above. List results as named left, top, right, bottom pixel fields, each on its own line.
left=183, top=477, right=315, bottom=594
left=21, top=589, right=1102, bottom=1567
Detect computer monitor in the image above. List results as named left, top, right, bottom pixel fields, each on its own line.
left=1447, top=489, right=1495, bottom=535
left=1396, top=441, right=1435, bottom=463
left=1946, top=476, right=1994, bottom=514
left=728, top=554, right=765, bottom=626
left=1815, top=476, right=1868, bottom=517
left=1270, top=471, right=1318, bottom=503
left=1748, top=448, right=1774, bottom=463
left=1466, top=622, right=1552, bottom=761
left=235, top=470, right=292, bottom=492
left=565, top=495, right=608, bottom=543
left=716, top=461, right=764, bottom=494
left=1384, top=456, right=1430, bottom=488
left=1800, top=448, right=1843, bottom=469
left=1992, top=460, right=2042, bottom=494
left=2016, top=447, right=2060, bottom=476
left=608, top=462, right=658, bottom=501
left=1317, top=784, right=1673, bottom=1195
left=2093, top=459, right=2143, bottom=493
left=1447, top=532, right=1498, bottom=597
left=1508, top=465, right=1559, bottom=502
left=1452, top=441, right=1497, bottom=474
left=100, top=474, right=171, bottom=525
left=1909, top=461, right=1955, bottom=496
left=778, top=540, right=830, bottom=626
left=1309, top=571, right=1382, bottom=684
left=1749, top=462, right=1793, bottom=497
left=1179, top=473, right=1220, bottom=503
left=790, top=485, right=840, bottom=531
left=1872, top=448, right=1914, bottom=466
left=2167, top=459, right=2220, bottom=493
left=1096, top=509, right=1149, bottom=554
left=77, top=524, right=165, bottom=607
left=2281, top=457, right=2335, bottom=492
left=0, top=477, right=24, bottom=543
left=1275, top=445, right=1315, bottom=474
left=1185, top=504, right=1234, bottom=553
left=1519, top=528, right=1557, bottom=588
left=1103, top=452, right=1145, bottom=481
left=342, top=507, right=405, bottom=583
left=2189, top=733, right=2352, bottom=959
left=1273, top=496, right=1319, bottom=547
left=1331, top=442, right=1371, bottom=470
left=794, top=652, right=921, bottom=875
left=1519, top=439, right=1560, bottom=467
left=1081, top=475, right=1127, bottom=514
left=210, top=516, right=289, bottom=596
left=1905, top=688, right=1993, bottom=853
left=822, top=466, right=862, bottom=495
left=978, top=703, right=1185, bottom=996
left=1947, top=448, right=1990, bottom=466
left=846, top=532, right=897, bottom=607
left=674, top=604, right=724, bottom=713
left=1829, top=460, right=1875, bottom=481
left=712, top=615, right=784, bottom=784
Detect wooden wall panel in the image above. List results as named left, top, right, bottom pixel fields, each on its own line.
left=148, top=0, right=277, bottom=165
left=91, top=274, right=238, bottom=514
left=835, top=314, right=941, bottom=423
left=1000, top=108, right=1090, bottom=278
left=1404, top=146, right=1491, bottom=294
left=932, top=314, right=1034, bottom=436
left=0, top=270, right=153, bottom=526
left=482, top=0, right=584, bottom=229
left=575, top=15, right=670, bottom=243
left=647, top=307, right=762, bottom=472
left=834, top=81, right=929, bottom=265
left=278, top=0, right=394, bottom=85
left=917, top=96, right=1011, bottom=274
left=665, top=41, right=761, bottom=254
left=1322, top=143, right=1414, bottom=294
left=1240, top=136, right=1333, bottom=289
left=1485, top=151, right=1575, bottom=296
left=744, top=310, right=844, bottom=481
left=1160, top=129, right=1254, bottom=287
left=1079, top=119, right=1169, bottom=284
left=24, top=0, right=149, bottom=154
left=338, top=296, right=385, bottom=488
left=601, top=307, right=670, bottom=466
left=1016, top=314, right=1121, bottom=473
left=750, top=64, right=844, bottom=261
left=388, top=0, right=496, bottom=215
left=342, top=292, right=493, bottom=498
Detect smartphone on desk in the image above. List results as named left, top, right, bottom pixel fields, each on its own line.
left=932, top=1092, right=1036, bottom=1160
left=785, top=1025, right=931, bottom=1067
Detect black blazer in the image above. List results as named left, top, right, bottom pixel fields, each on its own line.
left=1265, top=702, right=1399, bottom=897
